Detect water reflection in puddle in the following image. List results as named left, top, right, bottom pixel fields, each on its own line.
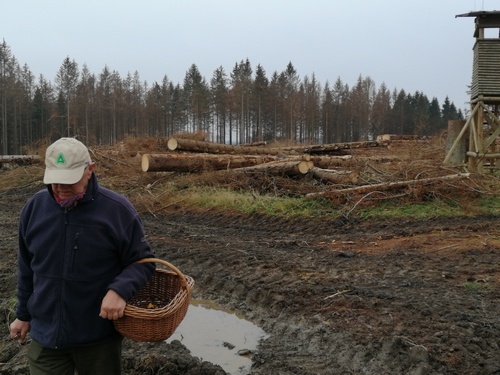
left=167, top=300, right=268, bottom=375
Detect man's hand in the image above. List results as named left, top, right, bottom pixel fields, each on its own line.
left=9, top=319, right=30, bottom=343
left=99, top=289, right=126, bottom=320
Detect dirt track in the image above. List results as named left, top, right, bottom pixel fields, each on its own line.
left=1, top=181, right=499, bottom=374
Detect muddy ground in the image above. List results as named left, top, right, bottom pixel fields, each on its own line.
left=1, top=161, right=499, bottom=374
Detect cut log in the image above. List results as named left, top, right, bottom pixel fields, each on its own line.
left=376, top=134, right=429, bottom=141
left=306, top=173, right=471, bottom=198
left=165, top=137, right=387, bottom=156
left=232, top=160, right=313, bottom=177
left=261, top=141, right=384, bottom=155
left=143, top=153, right=272, bottom=172
left=310, top=167, right=359, bottom=184
left=141, top=153, right=310, bottom=172
left=166, top=138, right=283, bottom=155
left=241, top=141, right=268, bottom=147
left=353, top=155, right=402, bottom=163
left=0, top=155, right=41, bottom=164
left=309, top=155, right=352, bottom=168
left=302, top=141, right=379, bottom=155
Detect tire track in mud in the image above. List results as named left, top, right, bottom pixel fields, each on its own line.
left=142, top=210, right=500, bottom=375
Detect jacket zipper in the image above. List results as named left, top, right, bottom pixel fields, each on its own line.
left=55, top=207, right=69, bottom=349
left=71, top=232, right=79, bottom=275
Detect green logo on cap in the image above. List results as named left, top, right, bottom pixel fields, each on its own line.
left=56, top=153, right=66, bottom=164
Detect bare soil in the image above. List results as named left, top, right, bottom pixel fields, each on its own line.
left=1, top=139, right=499, bottom=374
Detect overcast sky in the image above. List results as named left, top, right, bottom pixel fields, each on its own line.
left=2, top=1, right=497, bottom=111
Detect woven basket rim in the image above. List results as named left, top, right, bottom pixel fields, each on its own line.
left=136, top=258, right=188, bottom=287
left=123, top=274, right=194, bottom=320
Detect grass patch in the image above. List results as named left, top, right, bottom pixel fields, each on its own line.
left=155, top=185, right=340, bottom=218
left=132, top=175, right=499, bottom=221
left=463, top=281, right=491, bottom=294
left=0, top=296, right=18, bottom=324
left=478, top=194, right=500, bottom=212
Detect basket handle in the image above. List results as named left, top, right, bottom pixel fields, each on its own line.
left=136, top=258, right=188, bottom=288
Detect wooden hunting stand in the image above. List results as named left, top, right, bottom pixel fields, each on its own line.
left=445, top=11, right=500, bottom=173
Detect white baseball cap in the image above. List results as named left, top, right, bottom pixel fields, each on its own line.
left=43, top=138, right=92, bottom=184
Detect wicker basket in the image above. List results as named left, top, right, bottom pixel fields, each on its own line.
left=113, top=258, right=194, bottom=342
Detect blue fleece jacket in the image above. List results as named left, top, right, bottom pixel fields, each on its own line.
left=16, top=173, right=155, bottom=349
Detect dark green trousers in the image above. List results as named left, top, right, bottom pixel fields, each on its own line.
left=27, top=338, right=122, bottom=375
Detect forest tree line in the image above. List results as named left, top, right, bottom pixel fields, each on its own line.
left=0, top=40, right=464, bottom=155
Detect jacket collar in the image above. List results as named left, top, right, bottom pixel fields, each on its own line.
left=47, top=172, right=99, bottom=206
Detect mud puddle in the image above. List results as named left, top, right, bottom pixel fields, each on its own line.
left=167, top=299, right=268, bottom=375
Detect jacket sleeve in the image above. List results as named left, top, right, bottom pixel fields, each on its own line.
left=107, top=213, right=156, bottom=301
left=16, top=213, right=34, bottom=321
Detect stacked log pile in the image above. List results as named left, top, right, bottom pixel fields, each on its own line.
left=139, top=135, right=470, bottom=198
left=142, top=137, right=374, bottom=182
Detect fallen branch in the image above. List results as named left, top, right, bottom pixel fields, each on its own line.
left=324, top=289, right=353, bottom=300
left=306, top=173, right=471, bottom=198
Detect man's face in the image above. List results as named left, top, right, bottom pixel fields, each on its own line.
left=51, top=163, right=95, bottom=199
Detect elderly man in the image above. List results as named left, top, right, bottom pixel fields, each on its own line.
left=9, top=137, right=155, bottom=375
